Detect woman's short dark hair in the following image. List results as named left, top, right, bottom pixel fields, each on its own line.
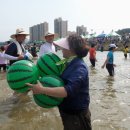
left=67, top=34, right=88, bottom=58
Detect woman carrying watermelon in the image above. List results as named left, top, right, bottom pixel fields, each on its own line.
left=27, top=34, right=91, bottom=130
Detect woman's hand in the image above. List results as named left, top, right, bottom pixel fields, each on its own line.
left=26, top=81, right=44, bottom=94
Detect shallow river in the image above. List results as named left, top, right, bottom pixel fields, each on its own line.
left=0, top=51, right=130, bottom=130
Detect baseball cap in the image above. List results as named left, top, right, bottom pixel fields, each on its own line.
left=109, top=44, right=118, bottom=48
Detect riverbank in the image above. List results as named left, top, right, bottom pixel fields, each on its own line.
left=98, top=42, right=126, bottom=51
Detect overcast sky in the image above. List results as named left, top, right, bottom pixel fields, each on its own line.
left=0, top=0, right=130, bottom=41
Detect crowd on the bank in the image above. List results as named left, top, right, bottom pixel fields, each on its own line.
left=88, top=33, right=130, bottom=45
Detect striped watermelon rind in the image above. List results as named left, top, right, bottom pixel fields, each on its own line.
left=7, top=60, right=39, bottom=93
left=37, top=53, right=63, bottom=77
left=33, top=75, right=64, bottom=108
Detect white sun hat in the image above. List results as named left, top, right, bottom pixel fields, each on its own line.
left=54, top=38, right=70, bottom=50
left=11, top=28, right=29, bottom=38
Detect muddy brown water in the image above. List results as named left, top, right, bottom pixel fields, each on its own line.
left=0, top=51, right=130, bottom=130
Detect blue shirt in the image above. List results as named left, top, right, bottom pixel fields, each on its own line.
left=59, top=57, right=90, bottom=112
left=107, top=51, right=113, bottom=64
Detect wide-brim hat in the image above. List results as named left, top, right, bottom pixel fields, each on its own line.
left=11, top=28, right=29, bottom=38
left=54, top=38, right=70, bottom=50
left=44, top=32, right=55, bottom=38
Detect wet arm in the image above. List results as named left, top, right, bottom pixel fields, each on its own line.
left=102, top=57, right=109, bottom=68
left=27, top=82, right=67, bottom=98
left=42, top=87, right=67, bottom=98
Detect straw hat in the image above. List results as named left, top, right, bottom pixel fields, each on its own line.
left=44, top=32, right=55, bottom=38
left=10, top=28, right=29, bottom=38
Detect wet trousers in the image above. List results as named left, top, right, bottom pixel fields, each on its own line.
left=106, top=63, right=114, bottom=76
left=90, top=58, right=96, bottom=67
left=59, top=109, right=92, bottom=130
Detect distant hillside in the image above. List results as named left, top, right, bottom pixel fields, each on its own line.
left=116, top=28, right=130, bottom=35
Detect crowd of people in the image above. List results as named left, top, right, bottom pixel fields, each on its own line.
left=0, top=27, right=130, bottom=130
left=88, top=33, right=130, bottom=50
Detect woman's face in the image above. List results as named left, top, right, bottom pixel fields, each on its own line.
left=62, top=48, right=75, bottom=58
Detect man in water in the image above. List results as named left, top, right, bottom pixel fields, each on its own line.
left=5, top=28, right=29, bottom=65
left=39, top=32, right=56, bottom=57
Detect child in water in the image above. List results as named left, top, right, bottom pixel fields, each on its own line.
left=102, top=44, right=117, bottom=76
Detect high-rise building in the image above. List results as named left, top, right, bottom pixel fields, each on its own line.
left=54, top=17, right=68, bottom=38
left=29, top=22, right=48, bottom=42
left=76, top=25, right=87, bottom=36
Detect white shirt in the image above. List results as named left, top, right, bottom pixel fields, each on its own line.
left=0, top=52, right=18, bottom=64
left=39, top=42, right=56, bottom=57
